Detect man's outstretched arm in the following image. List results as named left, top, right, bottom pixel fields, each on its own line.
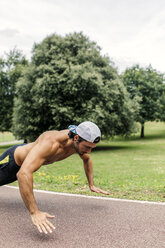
left=81, top=154, right=109, bottom=195
left=17, top=139, right=58, bottom=234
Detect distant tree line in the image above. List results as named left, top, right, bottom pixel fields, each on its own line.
left=0, top=49, right=28, bottom=131
left=0, top=32, right=164, bottom=141
left=122, top=65, right=165, bottom=138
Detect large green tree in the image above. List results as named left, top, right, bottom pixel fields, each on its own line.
left=13, top=32, right=137, bottom=141
left=0, top=49, right=28, bottom=131
left=159, top=89, right=165, bottom=121
left=122, top=65, right=165, bottom=138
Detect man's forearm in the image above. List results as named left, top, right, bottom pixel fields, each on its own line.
left=82, top=156, right=110, bottom=196
left=83, top=158, right=94, bottom=187
left=17, top=171, right=39, bottom=214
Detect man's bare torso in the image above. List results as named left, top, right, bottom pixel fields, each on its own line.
left=14, top=130, right=76, bottom=167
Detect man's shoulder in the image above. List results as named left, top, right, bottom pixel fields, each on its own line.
left=42, top=129, right=69, bottom=135
left=40, top=129, right=69, bottom=144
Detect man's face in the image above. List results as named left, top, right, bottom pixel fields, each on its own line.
left=74, top=136, right=96, bottom=156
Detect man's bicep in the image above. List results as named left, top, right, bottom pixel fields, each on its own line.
left=19, top=143, right=52, bottom=173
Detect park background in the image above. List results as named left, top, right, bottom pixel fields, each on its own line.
left=0, top=0, right=165, bottom=202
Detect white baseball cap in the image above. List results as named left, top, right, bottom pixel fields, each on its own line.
left=76, top=121, right=101, bottom=143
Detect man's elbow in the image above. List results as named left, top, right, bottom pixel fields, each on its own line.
left=17, top=169, right=30, bottom=181
left=84, top=156, right=91, bottom=163
left=82, top=153, right=90, bottom=162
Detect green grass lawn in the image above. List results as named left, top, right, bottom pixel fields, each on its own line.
left=0, top=132, right=15, bottom=142
left=1, top=122, right=165, bottom=202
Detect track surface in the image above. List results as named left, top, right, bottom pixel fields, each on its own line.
left=0, top=186, right=165, bottom=248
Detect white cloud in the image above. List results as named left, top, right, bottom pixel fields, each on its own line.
left=0, top=0, right=165, bottom=73
left=0, top=28, right=19, bottom=38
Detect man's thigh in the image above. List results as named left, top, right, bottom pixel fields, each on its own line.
left=0, top=146, right=20, bottom=186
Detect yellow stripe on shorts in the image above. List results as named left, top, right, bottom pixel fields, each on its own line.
left=0, top=155, right=9, bottom=164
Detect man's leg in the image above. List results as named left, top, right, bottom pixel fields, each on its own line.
left=0, top=145, right=21, bottom=186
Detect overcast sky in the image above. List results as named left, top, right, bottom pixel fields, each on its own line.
left=0, top=0, right=165, bottom=73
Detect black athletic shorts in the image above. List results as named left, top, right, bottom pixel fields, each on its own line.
left=0, top=144, right=26, bottom=186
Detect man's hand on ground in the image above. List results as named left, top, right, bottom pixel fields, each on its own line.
left=90, top=185, right=110, bottom=195
left=30, top=211, right=55, bottom=234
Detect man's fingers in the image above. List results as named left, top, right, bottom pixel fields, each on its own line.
left=100, top=190, right=110, bottom=195
left=46, top=213, right=55, bottom=219
left=92, top=187, right=110, bottom=195
left=46, top=219, right=56, bottom=230
left=37, top=225, right=43, bottom=233
left=31, top=212, right=56, bottom=234
left=101, top=191, right=110, bottom=195
left=43, top=222, right=53, bottom=233
left=38, top=223, right=54, bottom=234
left=40, top=217, right=56, bottom=234
left=40, top=224, right=49, bottom=234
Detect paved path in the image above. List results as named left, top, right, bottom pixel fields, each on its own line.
left=0, top=140, right=23, bottom=146
left=0, top=186, right=165, bottom=248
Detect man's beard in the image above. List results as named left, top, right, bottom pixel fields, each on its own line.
left=74, top=142, right=86, bottom=156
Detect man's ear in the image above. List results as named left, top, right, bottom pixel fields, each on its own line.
left=74, top=134, right=79, bottom=142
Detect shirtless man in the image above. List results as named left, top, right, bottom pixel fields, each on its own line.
left=0, top=121, right=109, bottom=234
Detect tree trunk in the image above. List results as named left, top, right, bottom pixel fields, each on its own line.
left=140, top=123, right=145, bottom=138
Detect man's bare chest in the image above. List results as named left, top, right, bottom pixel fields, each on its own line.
left=43, top=147, right=75, bottom=165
